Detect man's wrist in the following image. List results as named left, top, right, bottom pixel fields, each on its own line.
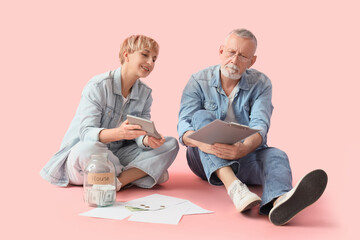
left=242, top=133, right=262, bottom=155
left=243, top=143, right=251, bottom=156
left=183, top=131, right=195, bottom=147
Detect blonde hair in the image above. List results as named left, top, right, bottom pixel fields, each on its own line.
left=119, top=35, right=159, bottom=64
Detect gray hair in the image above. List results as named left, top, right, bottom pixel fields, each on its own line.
left=225, top=28, right=257, bottom=49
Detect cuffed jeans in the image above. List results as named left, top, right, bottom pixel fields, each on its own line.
left=186, top=110, right=293, bottom=215
left=66, top=136, right=179, bottom=189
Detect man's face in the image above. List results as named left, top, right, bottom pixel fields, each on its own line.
left=219, top=34, right=257, bottom=80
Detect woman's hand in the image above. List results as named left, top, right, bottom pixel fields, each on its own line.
left=116, top=119, right=147, bottom=140
left=143, top=135, right=166, bottom=148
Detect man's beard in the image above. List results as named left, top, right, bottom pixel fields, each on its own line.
left=221, top=63, right=242, bottom=80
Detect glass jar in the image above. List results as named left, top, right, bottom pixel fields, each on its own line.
left=83, top=153, right=116, bottom=207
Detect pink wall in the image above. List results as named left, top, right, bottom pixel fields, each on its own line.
left=1, top=0, right=358, bottom=239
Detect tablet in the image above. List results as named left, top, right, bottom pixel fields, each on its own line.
left=187, top=119, right=260, bottom=145
left=127, top=115, right=162, bottom=139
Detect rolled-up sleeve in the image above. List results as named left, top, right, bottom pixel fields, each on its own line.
left=78, top=82, right=105, bottom=142
left=248, top=78, right=274, bottom=145
left=177, top=76, right=204, bottom=145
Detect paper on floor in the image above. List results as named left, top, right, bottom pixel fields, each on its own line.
left=79, top=202, right=132, bottom=220
left=79, top=194, right=213, bottom=224
left=124, top=193, right=187, bottom=211
left=128, top=204, right=188, bottom=225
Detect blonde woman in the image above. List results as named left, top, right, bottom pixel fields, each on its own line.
left=41, top=35, right=179, bottom=191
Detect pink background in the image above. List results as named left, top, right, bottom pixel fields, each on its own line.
left=1, top=0, right=359, bottom=239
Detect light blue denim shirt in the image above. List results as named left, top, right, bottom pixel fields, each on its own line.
left=178, top=64, right=274, bottom=147
left=40, top=67, right=153, bottom=186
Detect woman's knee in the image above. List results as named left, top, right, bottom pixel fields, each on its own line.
left=164, top=136, right=180, bottom=153
left=74, top=141, right=107, bottom=157
left=67, top=141, right=111, bottom=185
left=68, top=141, right=108, bottom=166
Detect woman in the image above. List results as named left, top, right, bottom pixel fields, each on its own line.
left=40, top=35, right=179, bottom=190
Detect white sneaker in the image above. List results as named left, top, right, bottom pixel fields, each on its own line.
left=228, top=180, right=261, bottom=212
left=269, top=169, right=328, bottom=226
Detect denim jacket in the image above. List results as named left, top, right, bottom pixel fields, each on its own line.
left=40, top=67, right=153, bottom=186
left=178, top=64, right=273, bottom=147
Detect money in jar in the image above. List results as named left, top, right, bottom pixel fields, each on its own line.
left=83, top=153, right=116, bottom=207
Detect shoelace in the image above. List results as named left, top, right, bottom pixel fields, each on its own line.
left=238, top=183, right=250, bottom=197
left=230, top=182, right=249, bottom=199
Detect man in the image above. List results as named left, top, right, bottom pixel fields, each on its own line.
left=177, top=29, right=327, bottom=225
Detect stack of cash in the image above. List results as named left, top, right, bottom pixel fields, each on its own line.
left=85, top=184, right=116, bottom=207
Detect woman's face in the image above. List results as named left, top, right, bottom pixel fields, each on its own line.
left=126, top=48, right=158, bottom=78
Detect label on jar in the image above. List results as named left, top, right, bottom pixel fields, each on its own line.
left=87, top=172, right=114, bottom=185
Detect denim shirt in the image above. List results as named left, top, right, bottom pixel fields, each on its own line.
left=178, top=64, right=273, bottom=147
left=40, top=67, right=153, bottom=186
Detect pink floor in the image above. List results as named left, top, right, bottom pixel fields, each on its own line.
left=8, top=154, right=349, bottom=240
left=3, top=1, right=358, bottom=239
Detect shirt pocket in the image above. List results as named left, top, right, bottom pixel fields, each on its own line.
left=101, top=106, right=116, bottom=127
left=204, top=101, right=218, bottom=111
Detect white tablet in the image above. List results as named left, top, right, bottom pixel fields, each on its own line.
left=187, top=119, right=260, bottom=145
left=127, top=115, right=161, bottom=139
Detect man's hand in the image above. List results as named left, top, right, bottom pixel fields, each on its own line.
left=211, top=133, right=262, bottom=160
left=211, top=142, right=249, bottom=160
left=182, top=130, right=261, bottom=160
left=183, top=130, right=215, bottom=155
left=143, top=135, right=165, bottom=148
left=197, top=142, right=216, bottom=155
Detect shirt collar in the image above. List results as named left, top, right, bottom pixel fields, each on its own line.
left=210, top=65, right=221, bottom=87
left=211, top=64, right=250, bottom=91
left=112, top=66, right=140, bottom=100
left=238, top=71, right=250, bottom=90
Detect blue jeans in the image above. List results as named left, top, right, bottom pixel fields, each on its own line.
left=186, top=110, right=293, bottom=215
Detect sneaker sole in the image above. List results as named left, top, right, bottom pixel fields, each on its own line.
left=238, top=199, right=262, bottom=212
left=269, top=169, right=328, bottom=226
